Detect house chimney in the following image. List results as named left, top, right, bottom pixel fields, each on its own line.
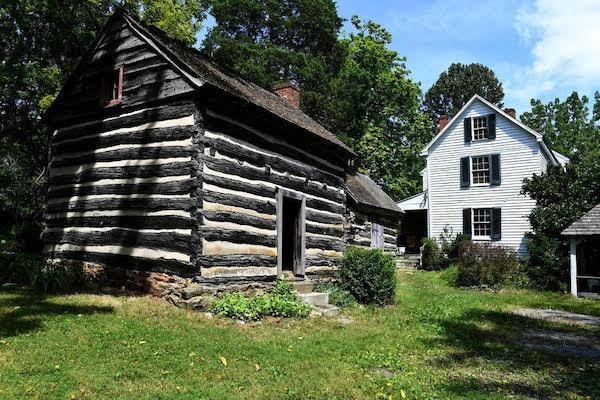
left=438, top=114, right=449, bottom=131
left=504, top=108, right=516, bottom=119
left=273, top=82, right=300, bottom=108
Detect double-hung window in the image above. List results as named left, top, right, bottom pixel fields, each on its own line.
left=471, top=155, right=490, bottom=185
left=472, top=116, right=489, bottom=140
left=472, top=208, right=492, bottom=238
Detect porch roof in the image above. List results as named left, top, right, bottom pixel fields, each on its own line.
left=562, top=204, right=600, bottom=236
left=397, top=191, right=428, bottom=211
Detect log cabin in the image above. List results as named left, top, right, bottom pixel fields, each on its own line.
left=43, top=10, right=402, bottom=293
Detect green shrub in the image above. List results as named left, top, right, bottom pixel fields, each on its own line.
left=420, top=238, right=444, bottom=270
left=315, top=282, right=356, bottom=307
left=338, top=246, right=396, bottom=306
left=456, top=241, right=522, bottom=288
left=0, top=254, right=85, bottom=293
left=525, top=233, right=568, bottom=291
left=210, top=280, right=311, bottom=321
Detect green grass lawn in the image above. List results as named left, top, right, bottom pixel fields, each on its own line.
left=1, top=270, right=599, bottom=400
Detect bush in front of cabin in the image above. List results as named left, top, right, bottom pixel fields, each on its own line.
left=456, top=241, right=522, bottom=288
left=524, top=233, right=568, bottom=291
left=210, top=280, right=311, bottom=321
left=315, top=282, right=356, bottom=307
left=338, top=246, right=396, bottom=306
left=420, top=238, right=444, bottom=270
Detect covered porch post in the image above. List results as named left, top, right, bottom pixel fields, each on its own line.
left=570, top=238, right=578, bottom=297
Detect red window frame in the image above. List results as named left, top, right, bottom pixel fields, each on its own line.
left=100, top=65, right=124, bottom=107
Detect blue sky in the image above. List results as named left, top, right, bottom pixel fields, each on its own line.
left=197, top=0, right=600, bottom=116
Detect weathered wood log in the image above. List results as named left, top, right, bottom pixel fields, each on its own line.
left=201, top=190, right=276, bottom=215
left=205, top=113, right=346, bottom=176
left=43, top=229, right=192, bottom=253
left=202, top=134, right=344, bottom=189
left=46, top=197, right=193, bottom=214
left=306, top=255, right=339, bottom=267
left=48, top=161, right=194, bottom=185
left=51, top=146, right=195, bottom=168
left=122, top=77, right=193, bottom=107
left=203, top=156, right=345, bottom=208
left=199, top=227, right=276, bottom=247
left=47, top=250, right=195, bottom=274
left=306, top=236, right=345, bottom=251
left=197, top=254, right=277, bottom=268
left=53, top=126, right=194, bottom=155
left=305, top=223, right=344, bottom=238
left=305, top=209, right=344, bottom=225
left=47, top=179, right=195, bottom=199
left=45, top=215, right=193, bottom=229
left=202, top=173, right=277, bottom=198
left=53, top=101, right=196, bottom=142
left=202, top=210, right=276, bottom=230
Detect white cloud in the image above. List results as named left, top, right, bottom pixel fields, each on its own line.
left=509, top=0, right=600, bottom=107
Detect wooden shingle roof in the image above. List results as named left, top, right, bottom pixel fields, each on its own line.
left=562, top=204, right=600, bottom=236
left=346, top=173, right=403, bottom=217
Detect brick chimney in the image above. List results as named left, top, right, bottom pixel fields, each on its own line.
left=273, top=82, right=300, bottom=108
left=504, top=108, right=516, bottom=119
left=438, top=114, right=449, bottom=131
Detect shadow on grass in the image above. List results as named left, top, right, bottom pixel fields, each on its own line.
left=0, top=289, right=113, bottom=339
left=425, top=308, right=600, bottom=399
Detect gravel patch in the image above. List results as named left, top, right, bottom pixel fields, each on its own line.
left=517, top=329, right=600, bottom=359
left=512, top=308, right=600, bottom=327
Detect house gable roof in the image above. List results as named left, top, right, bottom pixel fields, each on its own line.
left=48, top=10, right=354, bottom=156
left=420, top=95, right=563, bottom=166
left=562, top=204, right=600, bottom=236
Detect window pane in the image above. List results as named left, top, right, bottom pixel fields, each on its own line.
left=473, top=208, right=491, bottom=237
left=472, top=116, right=489, bottom=140
left=472, top=155, right=490, bottom=184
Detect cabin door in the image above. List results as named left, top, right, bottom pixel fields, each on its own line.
left=277, top=189, right=306, bottom=277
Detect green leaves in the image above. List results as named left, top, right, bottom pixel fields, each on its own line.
left=424, top=63, right=504, bottom=120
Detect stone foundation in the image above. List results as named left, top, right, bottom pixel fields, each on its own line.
left=53, top=259, right=333, bottom=311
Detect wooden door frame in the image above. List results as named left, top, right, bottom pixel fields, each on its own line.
left=276, top=188, right=306, bottom=277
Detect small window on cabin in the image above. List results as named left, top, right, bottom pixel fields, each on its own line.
left=471, top=116, right=489, bottom=140
left=472, top=208, right=492, bottom=239
left=100, top=66, right=123, bottom=107
left=471, top=155, right=490, bottom=184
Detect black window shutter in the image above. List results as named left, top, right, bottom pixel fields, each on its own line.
left=491, top=208, right=501, bottom=241
left=460, top=156, right=470, bottom=188
left=490, top=154, right=501, bottom=186
left=464, top=118, right=472, bottom=142
left=488, top=114, right=496, bottom=139
left=462, top=208, right=472, bottom=238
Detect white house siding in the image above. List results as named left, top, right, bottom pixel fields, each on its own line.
left=539, top=151, right=548, bottom=173
left=426, top=99, right=543, bottom=257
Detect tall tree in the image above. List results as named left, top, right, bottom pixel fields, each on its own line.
left=201, top=0, right=346, bottom=119
left=424, top=63, right=504, bottom=121
left=0, top=0, right=207, bottom=250
left=520, top=91, right=600, bottom=158
left=521, top=92, right=600, bottom=290
left=327, top=17, right=433, bottom=200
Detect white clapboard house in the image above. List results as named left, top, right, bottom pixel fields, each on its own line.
left=398, top=95, right=569, bottom=256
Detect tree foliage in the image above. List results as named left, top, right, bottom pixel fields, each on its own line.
left=202, top=0, right=346, bottom=119
left=521, top=92, right=600, bottom=290
left=0, top=0, right=207, bottom=249
left=327, top=17, right=433, bottom=200
left=520, top=91, right=600, bottom=158
left=424, top=63, right=504, bottom=120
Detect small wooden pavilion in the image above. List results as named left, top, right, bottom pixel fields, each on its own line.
left=562, top=204, right=600, bottom=298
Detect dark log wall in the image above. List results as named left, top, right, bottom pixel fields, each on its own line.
left=345, top=210, right=398, bottom=253
left=198, top=110, right=347, bottom=278
left=44, top=20, right=199, bottom=274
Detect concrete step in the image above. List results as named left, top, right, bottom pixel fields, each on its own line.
left=314, top=304, right=340, bottom=317
left=298, top=292, right=329, bottom=307
left=292, top=281, right=315, bottom=294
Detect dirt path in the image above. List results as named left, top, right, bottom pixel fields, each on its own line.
left=510, top=308, right=600, bottom=359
